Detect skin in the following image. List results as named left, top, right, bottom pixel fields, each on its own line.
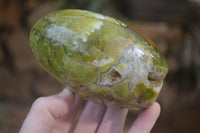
left=19, top=88, right=160, bottom=133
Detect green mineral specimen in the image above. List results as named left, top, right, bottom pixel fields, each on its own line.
left=30, top=9, right=168, bottom=110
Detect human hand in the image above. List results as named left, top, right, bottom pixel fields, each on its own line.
left=19, top=88, right=160, bottom=133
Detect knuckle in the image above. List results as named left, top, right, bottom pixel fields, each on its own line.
left=32, top=97, right=48, bottom=109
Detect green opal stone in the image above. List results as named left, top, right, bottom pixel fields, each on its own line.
left=30, top=9, right=168, bottom=110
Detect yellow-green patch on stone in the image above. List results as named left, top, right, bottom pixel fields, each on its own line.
left=117, top=64, right=126, bottom=71
left=134, top=84, right=158, bottom=101
left=112, top=80, right=130, bottom=98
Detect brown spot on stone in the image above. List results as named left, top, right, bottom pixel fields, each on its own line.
left=97, top=67, right=123, bottom=86
left=148, top=74, right=157, bottom=82
left=110, top=69, right=122, bottom=82
left=148, top=72, right=163, bottom=87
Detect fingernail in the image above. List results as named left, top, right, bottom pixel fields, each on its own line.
left=58, top=88, right=73, bottom=97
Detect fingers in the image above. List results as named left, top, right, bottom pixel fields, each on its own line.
left=53, top=95, right=84, bottom=133
left=97, top=106, right=128, bottom=133
left=19, top=88, right=75, bottom=133
left=20, top=87, right=160, bottom=133
left=73, top=100, right=106, bottom=133
left=128, top=102, right=161, bottom=133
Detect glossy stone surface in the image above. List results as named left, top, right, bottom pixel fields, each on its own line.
left=30, top=9, right=168, bottom=109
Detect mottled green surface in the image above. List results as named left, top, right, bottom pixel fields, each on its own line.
left=30, top=9, right=131, bottom=85
left=134, top=84, right=158, bottom=101
left=30, top=9, right=168, bottom=109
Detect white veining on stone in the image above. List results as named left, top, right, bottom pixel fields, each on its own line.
left=46, top=24, right=75, bottom=45
left=92, top=14, right=105, bottom=20
left=91, top=21, right=103, bottom=32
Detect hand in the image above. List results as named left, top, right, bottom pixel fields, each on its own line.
left=19, top=88, right=160, bottom=133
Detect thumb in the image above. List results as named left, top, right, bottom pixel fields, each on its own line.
left=19, top=88, right=75, bottom=133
